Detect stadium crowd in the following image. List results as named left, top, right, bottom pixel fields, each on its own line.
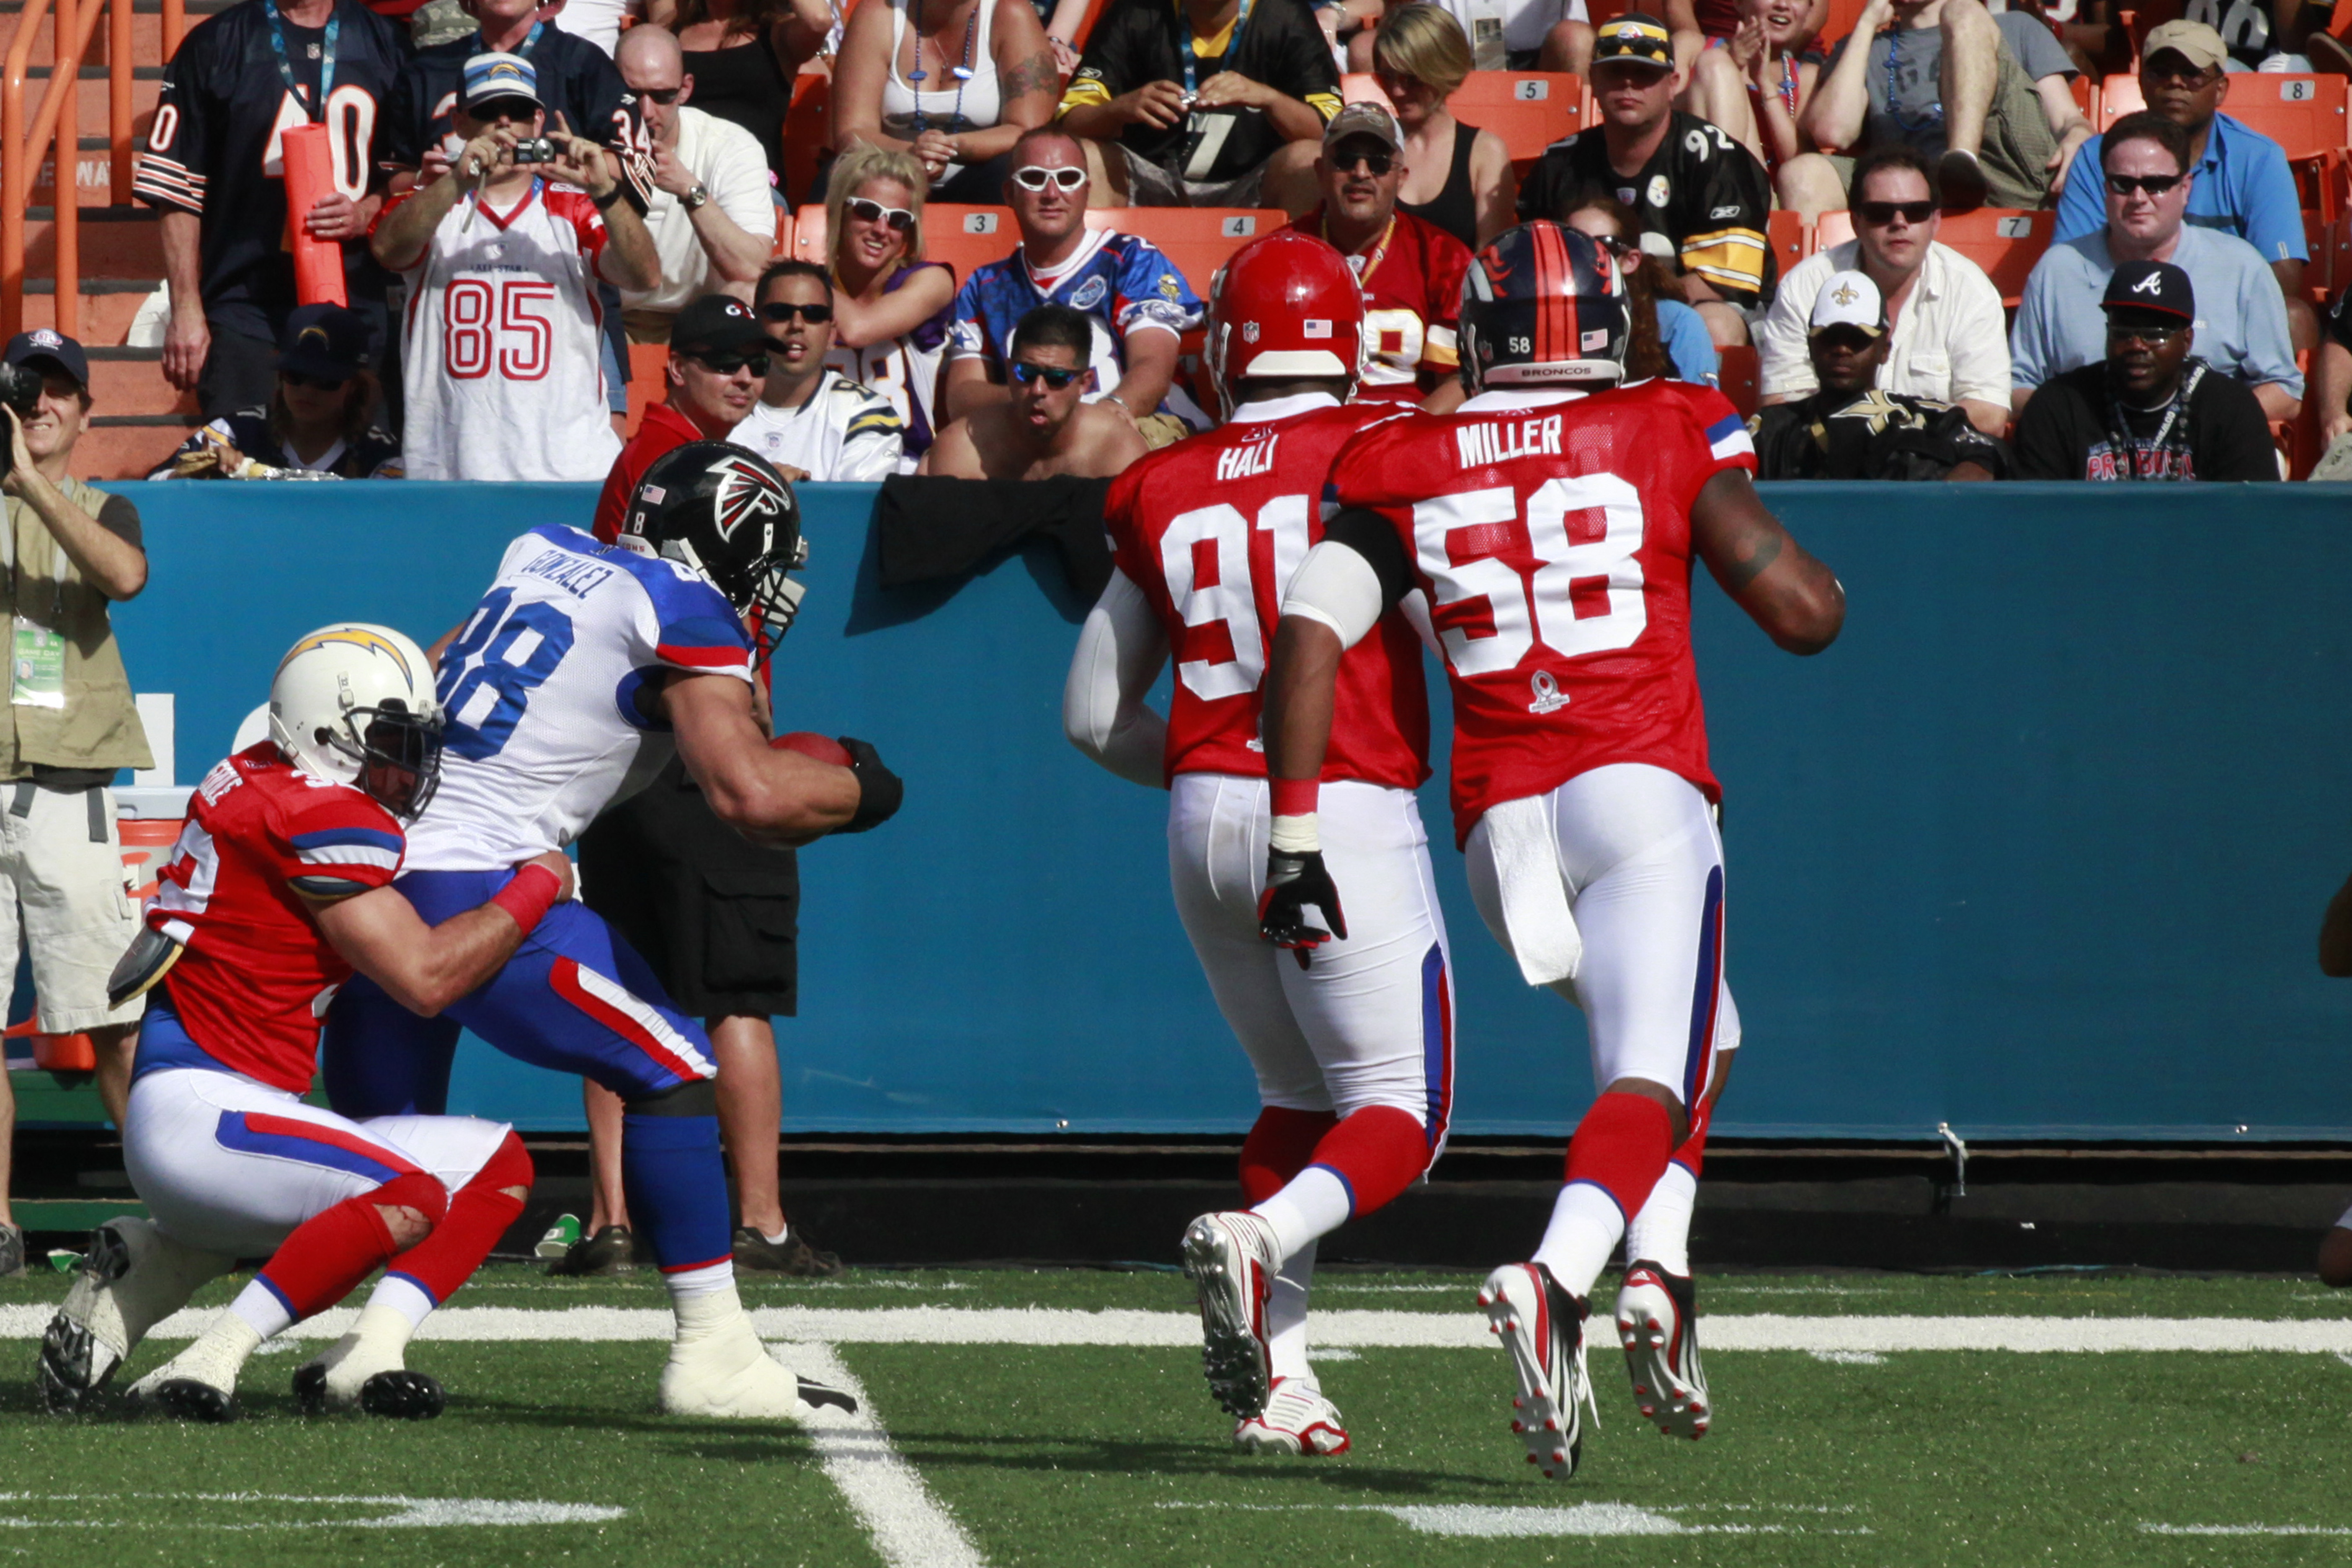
left=3, top=0, right=2349, bottom=1272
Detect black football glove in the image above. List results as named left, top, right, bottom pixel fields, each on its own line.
left=1257, top=847, right=1348, bottom=970
left=835, top=736, right=903, bottom=833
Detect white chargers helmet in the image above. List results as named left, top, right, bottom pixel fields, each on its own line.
left=268, top=623, right=445, bottom=820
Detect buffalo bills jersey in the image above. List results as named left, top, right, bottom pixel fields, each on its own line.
left=1329, top=379, right=1755, bottom=843
left=1107, top=392, right=1429, bottom=789
left=146, top=743, right=407, bottom=1095
left=1286, top=209, right=1469, bottom=402
left=947, top=229, right=1206, bottom=426
left=133, top=0, right=410, bottom=339
left=391, top=180, right=619, bottom=481
left=403, top=524, right=755, bottom=872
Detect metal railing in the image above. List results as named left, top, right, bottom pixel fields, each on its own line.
left=0, top=0, right=168, bottom=340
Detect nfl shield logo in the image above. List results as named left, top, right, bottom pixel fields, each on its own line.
left=1242, top=322, right=1260, bottom=343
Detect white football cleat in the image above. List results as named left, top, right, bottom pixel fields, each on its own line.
left=1233, top=1377, right=1351, bottom=1455
left=126, top=1316, right=260, bottom=1425
left=36, top=1219, right=234, bottom=1414
left=1616, top=1260, right=1710, bottom=1439
left=1478, top=1261, right=1593, bottom=1480
left=1181, top=1211, right=1282, bottom=1421
left=659, top=1291, right=856, bottom=1421
left=292, top=1314, right=446, bottom=1422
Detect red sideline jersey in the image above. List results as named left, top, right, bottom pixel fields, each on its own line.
left=1329, top=380, right=1756, bottom=844
left=149, top=745, right=406, bottom=1095
left=1106, top=397, right=1432, bottom=789
left=1287, top=209, right=1471, bottom=402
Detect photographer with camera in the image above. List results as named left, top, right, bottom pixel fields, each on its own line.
left=0, top=329, right=157, bottom=1274
left=371, top=52, right=661, bottom=481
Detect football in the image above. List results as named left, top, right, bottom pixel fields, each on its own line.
left=771, top=731, right=854, bottom=767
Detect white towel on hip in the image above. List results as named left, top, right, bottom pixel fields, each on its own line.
left=1480, top=794, right=1582, bottom=986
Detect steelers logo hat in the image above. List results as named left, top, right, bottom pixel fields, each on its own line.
left=1592, top=14, right=1675, bottom=70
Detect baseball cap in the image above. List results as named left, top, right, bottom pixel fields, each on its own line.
left=278, top=303, right=370, bottom=382
left=4, top=328, right=87, bottom=389
left=462, top=52, right=542, bottom=111
left=671, top=294, right=773, bottom=358
left=2102, top=259, right=2195, bottom=320
left=2140, top=19, right=2228, bottom=73
left=1808, top=271, right=1886, bottom=336
left=1591, top=13, right=1675, bottom=70
left=1323, top=102, right=1403, bottom=153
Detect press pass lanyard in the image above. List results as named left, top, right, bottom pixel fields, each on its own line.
left=265, top=0, right=338, bottom=122
left=1174, top=0, right=1253, bottom=96
left=2104, top=361, right=2202, bottom=480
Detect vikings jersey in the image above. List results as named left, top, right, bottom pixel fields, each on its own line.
left=144, top=743, right=407, bottom=1095
left=132, top=0, right=411, bottom=340
left=402, top=524, right=755, bottom=872
left=1285, top=209, right=1470, bottom=402
left=1106, top=393, right=1429, bottom=789
left=1329, top=379, right=1755, bottom=844
left=826, top=263, right=955, bottom=463
left=947, top=229, right=1206, bottom=426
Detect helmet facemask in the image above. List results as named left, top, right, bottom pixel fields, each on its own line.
left=321, top=698, right=444, bottom=820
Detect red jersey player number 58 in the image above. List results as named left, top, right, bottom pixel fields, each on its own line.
left=1413, top=474, right=1648, bottom=677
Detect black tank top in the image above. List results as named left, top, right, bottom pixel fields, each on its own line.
left=684, top=37, right=794, bottom=184
left=1398, top=118, right=1480, bottom=253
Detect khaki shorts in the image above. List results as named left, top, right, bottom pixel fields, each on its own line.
left=0, top=780, right=143, bottom=1034
left=1831, top=39, right=2061, bottom=211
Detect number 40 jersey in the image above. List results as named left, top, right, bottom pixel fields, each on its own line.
left=402, top=524, right=756, bottom=872
left=1104, top=395, right=1430, bottom=789
left=1328, top=380, right=1756, bottom=846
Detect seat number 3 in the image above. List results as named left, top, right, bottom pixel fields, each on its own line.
left=1411, top=475, right=1647, bottom=677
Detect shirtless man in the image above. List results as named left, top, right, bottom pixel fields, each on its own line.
left=920, top=304, right=1147, bottom=481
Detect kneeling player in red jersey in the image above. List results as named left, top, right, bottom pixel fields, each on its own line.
left=1064, top=231, right=1452, bottom=1455
left=1258, top=223, right=1844, bottom=1478
left=36, top=625, right=565, bottom=1422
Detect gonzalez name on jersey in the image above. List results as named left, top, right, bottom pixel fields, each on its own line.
left=133, top=0, right=412, bottom=337
left=1328, top=377, right=1756, bottom=843
left=141, top=743, right=409, bottom=1093
left=1105, top=397, right=1430, bottom=787
left=405, top=523, right=755, bottom=874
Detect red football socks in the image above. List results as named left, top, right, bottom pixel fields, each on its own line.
left=255, top=1167, right=446, bottom=1323
left=1672, top=1097, right=1712, bottom=1179
left=1562, top=1091, right=1677, bottom=1221
left=382, top=1131, right=534, bottom=1308
left=1239, top=1106, right=1338, bottom=1204
left=1306, top=1105, right=1431, bottom=1217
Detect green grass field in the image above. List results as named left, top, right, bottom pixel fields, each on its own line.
left=7, top=1264, right=2352, bottom=1566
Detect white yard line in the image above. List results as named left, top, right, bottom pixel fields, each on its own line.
left=6, top=1302, right=2352, bottom=1352
left=789, top=1344, right=987, bottom=1568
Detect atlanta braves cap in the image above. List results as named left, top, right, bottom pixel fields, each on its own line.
left=2102, top=260, right=2194, bottom=322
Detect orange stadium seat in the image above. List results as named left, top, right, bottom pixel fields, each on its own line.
left=792, top=205, right=1017, bottom=286
left=1083, top=207, right=1286, bottom=297
left=1449, top=72, right=1584, bottom=168
left=1767, top=208, right=1810, bottom=277
left=783, top=73, right=831, bottom=214
left=1717, top=343, right=1760, bottom=417
left=1813, top=207, right=2052, bottom=305
left=2100, top=73, right=2350, bottom=159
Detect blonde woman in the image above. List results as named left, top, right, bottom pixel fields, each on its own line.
left=1372, top=6, right=1517, bottom=251
left=822, top=145, right=957, bottom=462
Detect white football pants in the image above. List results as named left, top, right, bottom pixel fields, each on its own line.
left=1465, top=763, right=1733, bottom=1109
left=124, top=1067, right=511, bottom=1258
left=1168, top=774, right=1455, bottom=1147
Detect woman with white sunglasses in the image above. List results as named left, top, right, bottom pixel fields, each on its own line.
left=820, top=145, right=959, bottom=464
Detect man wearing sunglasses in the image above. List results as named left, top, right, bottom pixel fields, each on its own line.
left=732, top=262, right=907, bottom=484
left=613, top=26, right=777, bottom=346
left=1748, top=270, right=2005, bottom=480
left=1282, top=103, right=1471, bottom=413
left=922, top=304, right=1148, bottom=479
left=2012, top=110, right=2301, bottom=423
left=2050, top=21, right=2313, bottom=354
left=2012, top=259, right=2276, bottom=481
left=944, top=127, right=1207, bottom=444
left=592, top=295, right=776, bottom=542
left=1753, top=144, right=2009, bottom=437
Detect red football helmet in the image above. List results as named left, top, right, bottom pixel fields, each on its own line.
left=1205, top=231, right=1367, bottom=410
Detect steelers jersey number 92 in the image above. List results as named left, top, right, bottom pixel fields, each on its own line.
left=1411, top=475, right=1648, bottom=678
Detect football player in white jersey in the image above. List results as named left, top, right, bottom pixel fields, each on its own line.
left=319, top=443, right=905, bottom=1420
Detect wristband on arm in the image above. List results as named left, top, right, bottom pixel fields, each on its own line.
left=1269, top=776, right=1319, bottom=854
left=489, top=862, right=565, bottom=936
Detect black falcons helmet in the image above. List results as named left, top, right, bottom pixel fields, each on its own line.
left=619, top=441, right=803, bottom=644
left=1458, top=222, right=1629, bottom=392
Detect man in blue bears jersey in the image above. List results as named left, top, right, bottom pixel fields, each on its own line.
left=320, top=444, right=905, bottom=1420
left=941, top=126, right=1207, bottom=444
left=134, top=0, right=413, bottom=418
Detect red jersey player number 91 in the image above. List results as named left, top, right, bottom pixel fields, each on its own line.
left=1158, top=493, right=1313, bottom=701
left=1415, top=471, right=1648, bottom=678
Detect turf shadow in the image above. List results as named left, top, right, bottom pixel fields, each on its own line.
left=874, top=1430, right=1513, bottom=1495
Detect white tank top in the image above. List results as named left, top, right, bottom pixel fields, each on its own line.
left=879, top=0, right=1003, bottom=184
